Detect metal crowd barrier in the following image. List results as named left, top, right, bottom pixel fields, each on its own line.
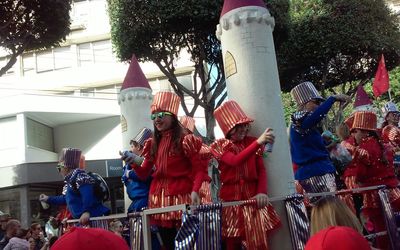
left=64, top=185, right=400, bottom=250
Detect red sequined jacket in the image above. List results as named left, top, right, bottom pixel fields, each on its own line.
left=353, top=136, right=398, bottom=187
left=210, top=136, right=267, bottom=201
left=382, top=124, right=400, bottom=149
left=341, top=136, right=358, bottom=178
left=132, top=130, right=203, bottom=196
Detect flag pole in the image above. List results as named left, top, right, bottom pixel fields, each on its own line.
left=388, top=88, right=392, bottom=101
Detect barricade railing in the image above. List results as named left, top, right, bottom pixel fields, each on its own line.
left=64, top=185, right=400, bottom=250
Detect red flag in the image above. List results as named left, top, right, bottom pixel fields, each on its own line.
left=372, top=54, right=390, bottom=97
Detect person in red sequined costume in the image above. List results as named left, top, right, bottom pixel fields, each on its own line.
left=210, top=100, right=281, bottom=250
left=351, top=111, right=400, bottom=249
left=132, top=92, right=203, bottom=250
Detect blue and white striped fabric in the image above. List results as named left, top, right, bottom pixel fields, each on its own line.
left=197, top=203, right=222, bottom=250
left=285, top=194, right=310, bottom=250
left=175, top=212, right=199, bottom=250
left=378, top=188, right=400, bottom=250
left=175, top=204, right=222, bottom=250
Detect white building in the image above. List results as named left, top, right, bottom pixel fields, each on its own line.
left=0, top=0, right=202, bottom=227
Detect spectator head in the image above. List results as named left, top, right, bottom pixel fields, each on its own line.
left=109, top=219, right=123, bottom=235
left=310, top=196, right=362, bottom=235
left=15, top=228, right=30, bottom=239
left=30, top=223, right=42, bottom=238
left=28, top=237, right=36, bottom=250
left=51, top=227, right=129, bottom=250
left=305, top=226, right=371, bottom=250
left=5, top=219, right=21, bottom=237
left=0, top=212, right=10, bottom=230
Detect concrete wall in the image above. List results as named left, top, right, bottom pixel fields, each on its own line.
left=54, top=116, right=122, bottom=160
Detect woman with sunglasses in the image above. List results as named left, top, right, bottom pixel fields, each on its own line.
left=210, top=100, right=280, bottom=250
left=39, top=148, right=110, bottom=225
left=131, top=92, right=203, bottom=250
left=290, top=82, right=350, bottom=198
left=351, top=111, right=400, bottom=249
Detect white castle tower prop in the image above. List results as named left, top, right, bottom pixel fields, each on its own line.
left=216, top=0, right=294, bottom=248
left=118, top=54, right=153, bottom=211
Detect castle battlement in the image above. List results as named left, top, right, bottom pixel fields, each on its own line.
left=118, top=87, right=153, bottom=104
left=216, top=8, right=275, bottom=40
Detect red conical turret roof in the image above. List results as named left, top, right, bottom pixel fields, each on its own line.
left=221, top=0, right=266, bottom=17
left=121, top=54, right=151, bottom=91
left=353, top=85, right=372, bottom=108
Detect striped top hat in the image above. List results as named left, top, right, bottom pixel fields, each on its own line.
left=382, top=101, right=399, bottom=118
left=290, top=81, right=325, bottom=106
left=351, top=111, right=377, bottom=131
left=133, top=127, right=153, bottom=147
left=344, top=114, right=355, bottom=130
left=214, top=100, right=254, bottom=136
left=180, top=116, right=196, bottom=132
left=151, top=92, right=180, bottom=116
left=59, top=148, right=82, bottom=169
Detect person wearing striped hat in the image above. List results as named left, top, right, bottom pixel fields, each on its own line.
left=179, top=115, right=213, bottom=204
left=351, top=111, right=400, bottom=249
left=120, top=127, right=153, bottom=213
left=39, top=148, right=110, bottom=225
left=131, top=92, right=203, bottom=250
left=381, top=102, right=400, bottom=169
left=210, top=100, right=280, bottom=250
left=289, top=81, right=350, bottom=198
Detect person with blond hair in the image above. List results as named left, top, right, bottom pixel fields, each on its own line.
left=310, top=196, right=362, bottom=235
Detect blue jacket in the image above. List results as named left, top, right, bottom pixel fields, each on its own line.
left=290, top=96, right=336, bottom=180
left=48, top=169, right=110, bottom=219
left=122, top=163, right=151, bottom=212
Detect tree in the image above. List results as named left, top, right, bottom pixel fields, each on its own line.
left=0, top=0, right=72, bottom=76
left=108, top=0, right=289, bottom=142
left=278, top=0, right=400, bottom=94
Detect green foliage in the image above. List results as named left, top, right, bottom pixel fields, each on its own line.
left=108, top=0, right=291, bottom=140
left=0, top=0, right=72, bottom=76
left=278, top=0, right=400, bottom=92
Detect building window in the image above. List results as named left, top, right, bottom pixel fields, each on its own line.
left=93, top=40, right=113, bottom=64
left=36, top=51, right=54, bottom=73
left=22, top=53, right=36, bottom=76
left=54, top=46, right=72, bottom=70
left=26, top=118, right=54, bottom=152
left=78, top=42, right=93, bottom=66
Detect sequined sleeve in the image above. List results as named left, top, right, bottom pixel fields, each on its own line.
left=182, top=134, right=202, bottom=157
left=382, top=125, right=400, bottom=148
left=132, top=138, right=154, bottom=180
left=209, top=138, right=233, bottom=160
left=141, top=138, right=153, bottom=160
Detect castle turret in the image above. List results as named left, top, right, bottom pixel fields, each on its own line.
left=118, top=55, right=153, bottom=212
left=118, top=55, right=153, bottom=150
left=217, top=1, right=294, bottom=249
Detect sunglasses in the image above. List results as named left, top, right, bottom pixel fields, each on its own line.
left=151, top=111, right=173, bottom=120
left=57, top=163, right=65, bottom=172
